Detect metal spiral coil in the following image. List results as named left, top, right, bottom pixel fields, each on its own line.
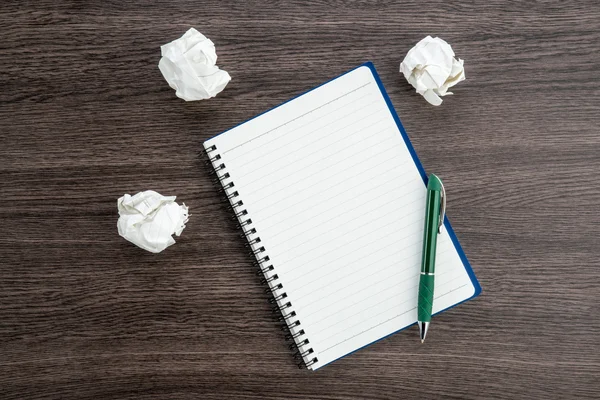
left=204, top=144, right=317, bottom=369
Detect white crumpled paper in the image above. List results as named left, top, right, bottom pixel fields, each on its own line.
left=400, top=36, right=465, bottom=106
left=117, top=190, right=189, bottom=253
left=158, top=28, right=231, bottom=101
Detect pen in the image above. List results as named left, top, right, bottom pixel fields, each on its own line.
left=417, top=173, right=446, bottom=343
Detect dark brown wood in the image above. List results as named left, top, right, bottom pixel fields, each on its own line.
left=1, top=1, right=599, bottom=399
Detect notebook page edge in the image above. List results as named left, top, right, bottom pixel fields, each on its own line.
left=203, top=62, right=376, bottom=150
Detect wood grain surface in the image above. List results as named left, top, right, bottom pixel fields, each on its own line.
left=1, top=1, right=599, bottom=399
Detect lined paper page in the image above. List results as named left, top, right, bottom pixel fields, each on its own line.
left=205, top=65, right=477, bottom=370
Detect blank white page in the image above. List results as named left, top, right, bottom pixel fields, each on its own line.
left=204, top=64, right=479, bottom=370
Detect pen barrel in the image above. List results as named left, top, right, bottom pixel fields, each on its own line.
left=418, top=174, right=443, bottom=323
left=418, top=274, right=435, bottom=322
left=420, top=188, right=442, bottom=275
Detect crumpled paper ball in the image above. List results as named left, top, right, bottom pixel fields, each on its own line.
left=400, top=36, right=465, bottom=106
left=158, top=27, right=231, bottom=101
left=117, top=190, right=189, bottom=253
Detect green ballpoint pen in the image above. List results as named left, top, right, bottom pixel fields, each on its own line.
left=417, top=173, right=446, bottom=343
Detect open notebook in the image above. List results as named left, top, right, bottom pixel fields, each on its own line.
left=204, top=62, right=480, bottom=370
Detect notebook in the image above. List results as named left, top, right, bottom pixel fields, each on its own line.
left=204, top=62, right=480, bottom=370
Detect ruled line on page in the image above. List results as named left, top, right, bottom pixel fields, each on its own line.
left=289, top=241, right=460, bottom=310
left=292, top=246, right=455, bottom=312
left=256, top=173, right=421, bottom=235
left=223, top=82, right=371, bottom=155
left=270, top=193, right=426, bottom=270
left=289, top=244, right=462, bottom=321
left=299, top=259, right=460, bottom=325
left=232, top=96, right=380, bottom=179
left=318, top=282, right=470, bottom=355
left=235, top=110, right=388, bottom=191
left=246, top=144, right=405, bottom=215
left=266, top=185, right=424, bottom=258
left=241, top=125, right=396, bottom=198
left=315, top=274, right=469, bottom=348
left=281, top=216, right=425, bottom=286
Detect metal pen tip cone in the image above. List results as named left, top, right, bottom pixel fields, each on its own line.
left=418, top=321, right=429, bottom=343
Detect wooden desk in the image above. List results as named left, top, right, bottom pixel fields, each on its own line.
left=1, top=1, right=598, bottom=399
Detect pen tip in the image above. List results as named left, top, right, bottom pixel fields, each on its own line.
left=418, top=321, right=429, bottom=343
left=421, top=339, right=425, bottom=344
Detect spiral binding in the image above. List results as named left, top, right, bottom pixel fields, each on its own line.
left=205, top=144, right=318, bottom=369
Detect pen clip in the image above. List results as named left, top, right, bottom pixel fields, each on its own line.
left=438, top=180, right=446, bottom=234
